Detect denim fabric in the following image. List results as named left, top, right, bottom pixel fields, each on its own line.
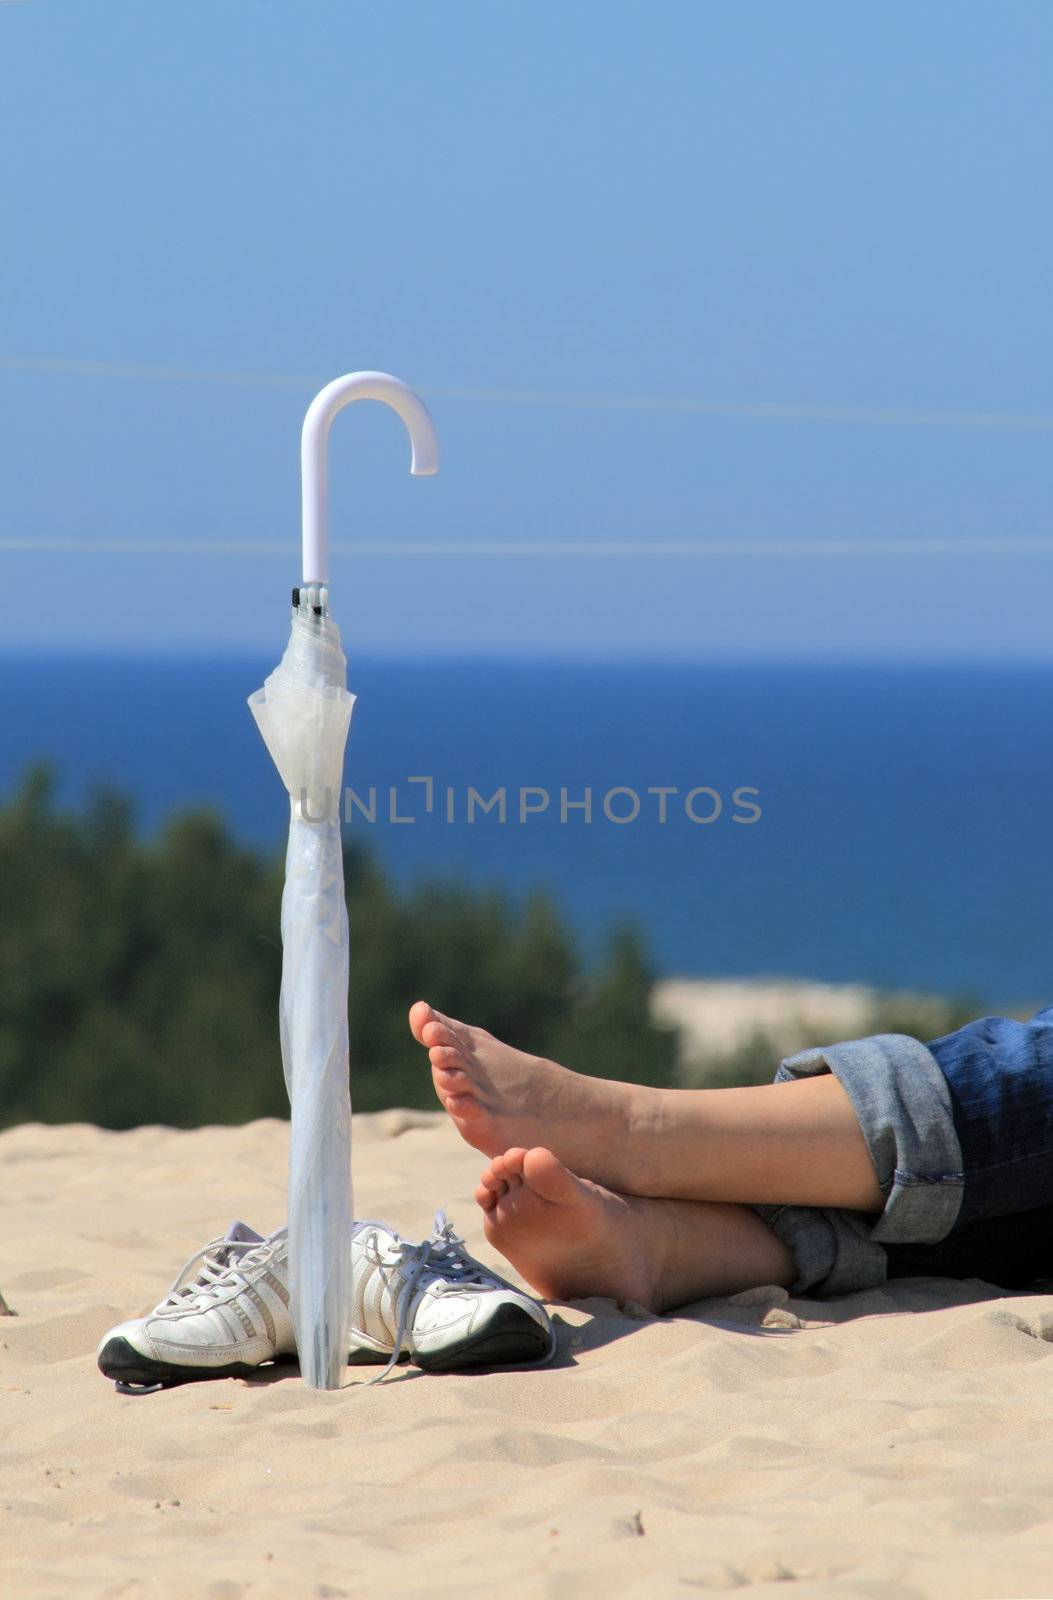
left=882, top=1201, right=1053, bottom=1288
left=880, top=1006, right=1053, bottom=1289
left=926, top=1007, right=1053, bottom=1227
left=753, top=1008, right=1053, bottom=1297
left=753, top=1032, right=964, bottom=1295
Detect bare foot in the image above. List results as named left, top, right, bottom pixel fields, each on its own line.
left=409, top=1000, right=657, bottom=1193
left=409, top=1001, right=886, bottom=1214
left=475, top=1145, right=657, bottom=1307
left=475, top=1146, right=796, bottom=1312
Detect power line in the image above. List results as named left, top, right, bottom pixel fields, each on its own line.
left=3, top=355, right=1053, bottom=435
left=0, top=357, right=312, bottom=392
left=4, top=535, right=1053, bottom=558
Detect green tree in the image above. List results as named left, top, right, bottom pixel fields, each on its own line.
left=0, top=767, right=680, bottom=1129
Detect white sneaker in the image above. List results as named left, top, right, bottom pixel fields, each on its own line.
left=97, top=1221, right=295, bottom=1392
left=97, top=1213, right=553, bottom=1391
left=349, top=1211, right=554, bottom=1376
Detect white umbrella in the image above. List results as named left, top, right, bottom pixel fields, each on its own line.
left=249, top=372, right=439, bottom=1389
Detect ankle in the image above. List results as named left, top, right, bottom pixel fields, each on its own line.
left=619, top=1192, right=680, bottom=1312
left=578, top=1077, right=653, bottom=1195
left=619, top=1083, right=679, bottom=1196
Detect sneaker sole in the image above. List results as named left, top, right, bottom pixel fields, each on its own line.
left=97, top=1335, right=293, bottom=1390
left=412, top=1301, right=554, bottom=1373
left=347, top=1343, right=410, bottom=1366
left=101, top=1303, right=552, bottom=1387
left=100, top=1337, right=410, bottom=1385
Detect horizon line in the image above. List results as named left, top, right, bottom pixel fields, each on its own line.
left=4, top=354, right=1053, bottom=434
left=3, top=646, right=1052, bottom=668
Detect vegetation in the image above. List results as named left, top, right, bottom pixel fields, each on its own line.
left=678, top=994, right=987, bottom=1090
left=0, top=767, right=680, bottom=1129
left=0, top=766, right=991, bottom=1131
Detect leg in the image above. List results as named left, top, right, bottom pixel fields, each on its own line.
left=476, top=1146, right=796, bottom=1312
left=652, top=1073, right=885, bottom=1212
left=410, top=1001, right=884, bottom=1212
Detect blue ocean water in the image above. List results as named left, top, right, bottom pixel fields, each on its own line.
left=1, top=654, right=1050, bottom=1004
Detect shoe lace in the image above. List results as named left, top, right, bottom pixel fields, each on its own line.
left=417, top=1214, right=556, bottom=1369
left=416, top=1212, right=504, bottom=1291
left=155, top=1232, right=286, bottom=1315
left=359, top=1210, right=503, bottom=1384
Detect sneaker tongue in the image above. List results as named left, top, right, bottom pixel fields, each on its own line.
left=224, top=1222, right=262, bottom=1248
left=224, top=1221, right=264, bottom=1245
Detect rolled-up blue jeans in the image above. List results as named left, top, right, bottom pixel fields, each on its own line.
left=753, top=1006, right=1053, bottom=1296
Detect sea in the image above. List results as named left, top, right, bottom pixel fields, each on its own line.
left=2, top=654, right=1050, bottom=1006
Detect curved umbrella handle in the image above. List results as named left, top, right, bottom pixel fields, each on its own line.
left=301, top=371, right=440, bottom=585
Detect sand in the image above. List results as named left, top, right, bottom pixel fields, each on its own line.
left=652, top=977, right=878, bottom=1065
left=651, top=978, right=949, bottom=1075
left=4, top=1114, right=1053, bottom=1600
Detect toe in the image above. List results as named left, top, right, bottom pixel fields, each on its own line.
left=408, top=1000, right=436, bottom=1043
left=475, top=1181, right=498, bottom=1211
left=498, top=1147, right=529, bottom=1179
left=431, top=1010, right=474, bottom=1043
left=432, top=1066, right=471, bottom=1095
left=427, top=1044, right=465, bottom=1072
left=444, top=1091, right=483, bottom=1120
left=522, top=1146, right=582, bottom=1206
left=490, top=1149, right=527, bottom=1180
left=422, top=1020, right=461, bottom=1050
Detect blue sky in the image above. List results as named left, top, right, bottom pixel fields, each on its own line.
left=2, top=1, right=1052, bottom=656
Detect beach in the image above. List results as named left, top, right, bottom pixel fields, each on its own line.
left=5, top=1112, right=1053, bottom=1599
left=651, top=977, right=985, bottom=1083
left=5, top=6, right=1052, bottom=1597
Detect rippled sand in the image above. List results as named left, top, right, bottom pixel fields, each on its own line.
left=4, top=1115, right=1053, bottom=1599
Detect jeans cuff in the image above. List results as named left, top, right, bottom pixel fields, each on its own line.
left=753, top=1200, right=889, bottom=1297
left=780, top=1032, right=964, bottom=1245
left=753, top=1032, right=966, bottom=1297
